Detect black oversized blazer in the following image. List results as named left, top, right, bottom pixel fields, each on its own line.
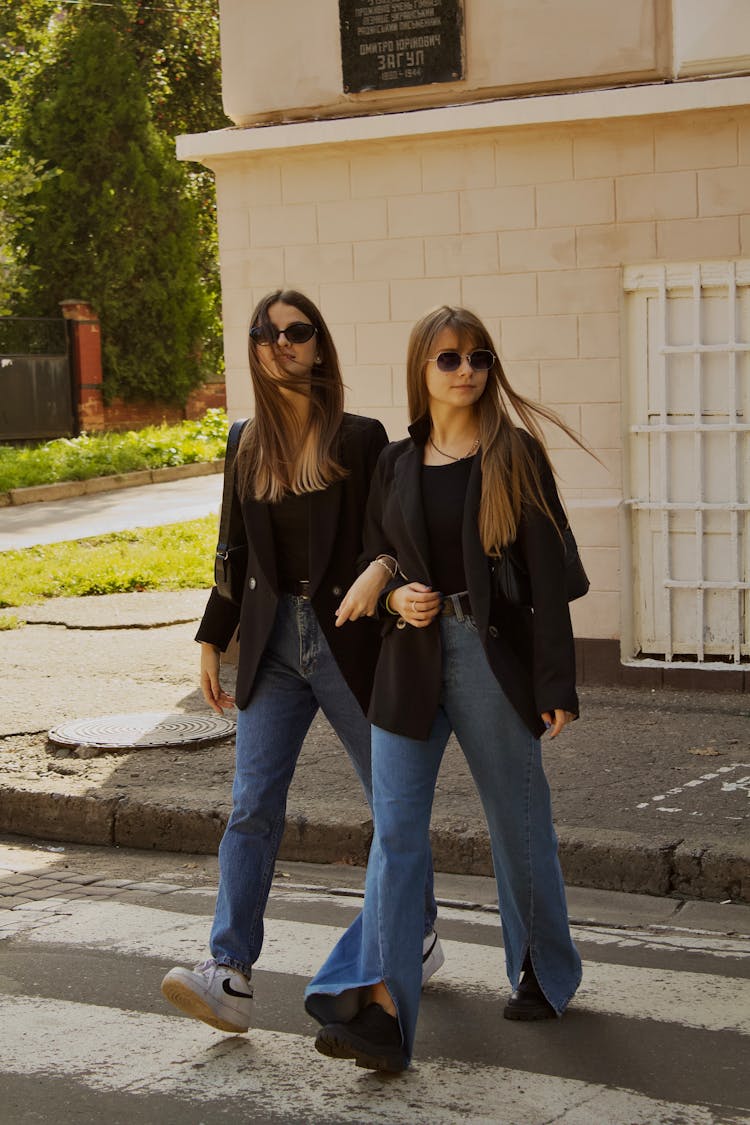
left=363, top=417, right=579, bottom=741
left=196, top=413, right=388, bottom=713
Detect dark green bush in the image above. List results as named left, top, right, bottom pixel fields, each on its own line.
left=10, top=6, right=218, bottom=404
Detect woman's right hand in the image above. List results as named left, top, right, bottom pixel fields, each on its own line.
left=335, top=562, right=390, bottom=625
left=387, top=582, right=442, bottom=628
left=200, top=643, right=236, bottom=714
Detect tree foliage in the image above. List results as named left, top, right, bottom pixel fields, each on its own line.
left=0, top=0, right=56, bottom=309
left=1, top=1, right=229, bottom=403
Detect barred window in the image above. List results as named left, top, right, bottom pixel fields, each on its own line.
left=623, top=261, right=750, bottom=668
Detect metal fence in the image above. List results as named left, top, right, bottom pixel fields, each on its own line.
left=0, top=317, right=74, bottom=441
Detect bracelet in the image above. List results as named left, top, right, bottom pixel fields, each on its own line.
left=373, top=554, right=397, bottom=578
left=385, top=590, right=399, bottom=615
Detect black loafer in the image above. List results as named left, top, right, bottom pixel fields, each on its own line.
left=304, top=990, right=360, bottom=1027
left=504, top=964, right=557, bottom=1021
left=315, top=1003, right=407, bottom=1072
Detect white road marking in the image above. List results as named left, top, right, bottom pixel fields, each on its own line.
left=722, top=775, right=750, bottom=795
left=643, top=762, right=750, bottom=809
left=264, top=888, right=750, bottom=958
left=14, top=885, right=750, bottom=957
left=0, top=996, right=742, bottom=1125
left=17, top=899, right=750, bottom=1035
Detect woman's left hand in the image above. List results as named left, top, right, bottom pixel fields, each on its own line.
left=541, top=709, right=576, bottom=738
left=335, top=563, right=389, bottom=626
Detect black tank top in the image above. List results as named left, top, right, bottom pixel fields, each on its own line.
left=421, top=455, right=475, bottom=594
left=269, top=492, right=310, bottom=585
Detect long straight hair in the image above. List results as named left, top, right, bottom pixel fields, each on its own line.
left=406, top=305, right=590, bottom=555
left=236, top=290, right=347, bottom=502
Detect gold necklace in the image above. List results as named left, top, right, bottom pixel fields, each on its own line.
left=428, top=434, right=480, bottom=462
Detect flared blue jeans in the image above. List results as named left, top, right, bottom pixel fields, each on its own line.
left=306, top=613, right=581, bottom=1064
left=210, top=595, right=437, bottom=978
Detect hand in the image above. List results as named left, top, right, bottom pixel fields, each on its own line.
left=200, top=643, right=236, bottom=715
left=388, top=582, right=442, bottom=628
left=541, top=709, right=575, bottom=738
left=335, top=563, right=390, bottom=626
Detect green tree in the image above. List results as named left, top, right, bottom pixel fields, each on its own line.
left=0, top=0, right=56, bottom=311
left=123, top=0, right=228, bottom=382
left=2, top=0, right=228, bottom=401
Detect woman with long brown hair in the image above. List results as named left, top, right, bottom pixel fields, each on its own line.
left=161, top=290, right=440, bottom=1035
left=305, top=305, right=586, bottom=1072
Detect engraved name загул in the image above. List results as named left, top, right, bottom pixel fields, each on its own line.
left=339, top=0, right=463, bottom=93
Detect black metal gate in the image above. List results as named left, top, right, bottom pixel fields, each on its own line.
left=0, top=317, right=74, bottom=441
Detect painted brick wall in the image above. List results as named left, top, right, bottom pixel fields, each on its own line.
left=214, top=106, right=750, bottom=642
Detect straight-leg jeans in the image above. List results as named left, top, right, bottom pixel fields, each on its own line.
left=306, top=614, right=581, bottom=1063
left=210, top=595, right=437, bottom=977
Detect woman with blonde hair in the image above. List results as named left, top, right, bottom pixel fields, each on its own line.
left=305, top=304, right=586, bottom=1072
left=161, top=289, right=439, bottom=1035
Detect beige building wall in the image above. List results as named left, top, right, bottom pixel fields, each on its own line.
left=180, top=1, right=750, bottom=666
left=219, top=0, right=670, bottom=124
left=196, top=104, right=749, bottom=645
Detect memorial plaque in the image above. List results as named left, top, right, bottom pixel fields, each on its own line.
left=339, top=0, right=463, bottom=93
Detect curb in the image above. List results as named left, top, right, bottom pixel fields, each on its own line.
left=0, top=460, right=225, bottom=508
left=0, top=785, right=747, bottom=904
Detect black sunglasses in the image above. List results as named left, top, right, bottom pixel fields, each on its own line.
left=249, top=321, right=317, bottom=346
left=427, top=349, right=495, bottom=373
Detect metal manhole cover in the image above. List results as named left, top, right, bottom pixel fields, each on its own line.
left=48, top=711, right=236, bottom=750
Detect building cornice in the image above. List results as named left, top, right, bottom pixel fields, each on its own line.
left=177, top=75, right=750, bottom=163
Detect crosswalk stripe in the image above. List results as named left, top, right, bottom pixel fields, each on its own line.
left=278, top=887, right=750, bottom=958
left=17, top=897, right=750, bottom=1035
left=0, top=995, right=741, bottom=1125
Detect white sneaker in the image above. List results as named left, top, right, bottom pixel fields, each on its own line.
left=161, top=958, right=253, bottom=1033
left=422, top=930, right=445, bottom=985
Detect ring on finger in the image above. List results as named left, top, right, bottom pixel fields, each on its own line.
left=411, top=599, right=418, bottom=613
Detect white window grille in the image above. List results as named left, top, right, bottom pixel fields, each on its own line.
left=623, top=261, right=750, bottom=669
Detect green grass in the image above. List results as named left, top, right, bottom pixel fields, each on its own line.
left=0, top=517, right=216, bottom=608
left=0, top=614, right=24, bottom=630
left=0, top=408, right=229, bottom=492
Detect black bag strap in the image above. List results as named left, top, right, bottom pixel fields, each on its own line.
left=216, top=418, right=248, bottom=561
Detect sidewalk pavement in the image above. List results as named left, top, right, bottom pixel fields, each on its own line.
left=0, top=468, right=222, bottom=551
left=1, top=589, right=748, bottom=904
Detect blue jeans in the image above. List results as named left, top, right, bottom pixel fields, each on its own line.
left=306, top=614, right=581, bottom=1064
left=210, top=595, right=437, bottom=977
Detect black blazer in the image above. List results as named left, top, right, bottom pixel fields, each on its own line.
left=196, top=413, right=388, bottom=713
left=363, top=418, right=579, bottom=740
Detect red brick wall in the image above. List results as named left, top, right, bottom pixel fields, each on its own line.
left=100, top=381, right=227, bottom=431
left=60, top=299, right=226, bottom=432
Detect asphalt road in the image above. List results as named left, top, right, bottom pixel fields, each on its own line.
left=1, top=838, right=748, bottom=1124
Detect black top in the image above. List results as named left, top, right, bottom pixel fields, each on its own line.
left=421, top=456, right=474, bottom=594
left=269, top=491, right=310, bottom=585
left=196, top=413, right=389, bottom=714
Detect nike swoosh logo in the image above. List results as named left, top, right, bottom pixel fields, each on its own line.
left=222, top=978, right=253, bottom=999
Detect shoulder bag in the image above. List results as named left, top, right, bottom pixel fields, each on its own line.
left=214, top=418, right=248, bottom=604
left=491, top=523, right=589, bottom=607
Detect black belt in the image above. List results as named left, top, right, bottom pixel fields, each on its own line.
left=280, top=580, right=311, bottom=598
left=440, top=591, right=472, bottom=618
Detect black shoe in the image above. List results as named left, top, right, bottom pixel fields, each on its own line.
left=315, top=1003, right=407, bottom=1072
left=504, top=963, right=557, bottom=1021
left=304, top=990, right=360, bottom=1027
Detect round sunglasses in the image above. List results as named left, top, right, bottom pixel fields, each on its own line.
left=250, top=321, right=317, bottom=346
left=427, top=349, right=495, bottom=373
